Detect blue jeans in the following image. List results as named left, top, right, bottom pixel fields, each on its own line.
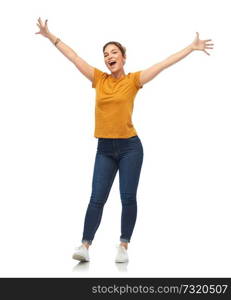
left=81, top=135, right=144, bottom=245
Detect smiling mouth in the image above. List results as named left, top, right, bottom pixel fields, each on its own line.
left=109, top=61, right=117, bottom=67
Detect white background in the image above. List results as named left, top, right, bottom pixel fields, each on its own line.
left=0, top=0, right=230, bottom=277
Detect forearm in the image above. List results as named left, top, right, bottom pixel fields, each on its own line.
left=47, top=32, right=77, bottom=62
left=161, top=43, right=194, bottom=69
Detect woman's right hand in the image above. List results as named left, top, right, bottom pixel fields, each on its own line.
left=35, top=17, right=50, bottom=38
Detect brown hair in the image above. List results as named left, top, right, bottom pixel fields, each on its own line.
left=103, top=41, right=126, bottom=58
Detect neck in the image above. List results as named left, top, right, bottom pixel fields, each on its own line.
left=111, top=69, right=125, bottom=79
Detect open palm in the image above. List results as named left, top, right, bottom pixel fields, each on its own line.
left=35, top=17, right=50, bottom=38
left=191, top=32, right=214, bottom=55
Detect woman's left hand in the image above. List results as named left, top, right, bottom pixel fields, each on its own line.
left=191, top=32, right=214, bottom=55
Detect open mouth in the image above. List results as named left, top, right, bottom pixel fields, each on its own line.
left=109, top=61, right=117, bottom=67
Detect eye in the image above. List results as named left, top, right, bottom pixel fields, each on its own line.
left=104, top=51, right=117, bottom=57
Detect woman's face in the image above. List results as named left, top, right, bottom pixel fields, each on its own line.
left=104, top=44, right=126, bottom=72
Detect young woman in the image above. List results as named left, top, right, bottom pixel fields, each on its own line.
left=35, top=18, right=214, bottom=263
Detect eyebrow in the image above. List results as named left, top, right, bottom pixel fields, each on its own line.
left=104, top=49, right=118, bottom=54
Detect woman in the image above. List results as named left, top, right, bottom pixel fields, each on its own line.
left=35, top=18, right=214, bottom=263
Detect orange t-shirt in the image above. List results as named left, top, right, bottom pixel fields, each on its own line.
left=92, top=67, right=143, bottom=138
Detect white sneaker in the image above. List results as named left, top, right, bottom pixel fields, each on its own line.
left=115, top=245, right=129, bottom=263
left=72, top=244, right=90, bottom=262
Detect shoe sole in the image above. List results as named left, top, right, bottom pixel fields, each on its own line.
left=72, top=254, right=89, bottom=262
left=115, top=259, right=128, bottom=263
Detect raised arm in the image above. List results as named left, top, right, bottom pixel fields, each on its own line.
left=139, top=32, right=214, bottom=86
left=35, top=17, right=94, bottom=82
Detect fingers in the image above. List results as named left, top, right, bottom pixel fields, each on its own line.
left=37, top=17, right=48, bottom=27
left=205, top=41, right=214, bottom=49
left=203, top=49, right=210, bottom=56
left=36, top=17, right=48, bottom=35
left=36, top=18, right=48, bottom=32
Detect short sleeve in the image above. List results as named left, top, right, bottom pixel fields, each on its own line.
left=133, top=71, right=143, bottom=89
left=92, top=67, right=105, bottom=88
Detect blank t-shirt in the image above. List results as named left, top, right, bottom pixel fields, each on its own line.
left=92, top=67, right=143, bottom=138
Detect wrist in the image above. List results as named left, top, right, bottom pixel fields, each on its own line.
left=45, top=31, right=51, bottom=39
left=47, top=32, right=57, bottom=43
left=189, top=43, right=195, bottom=51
